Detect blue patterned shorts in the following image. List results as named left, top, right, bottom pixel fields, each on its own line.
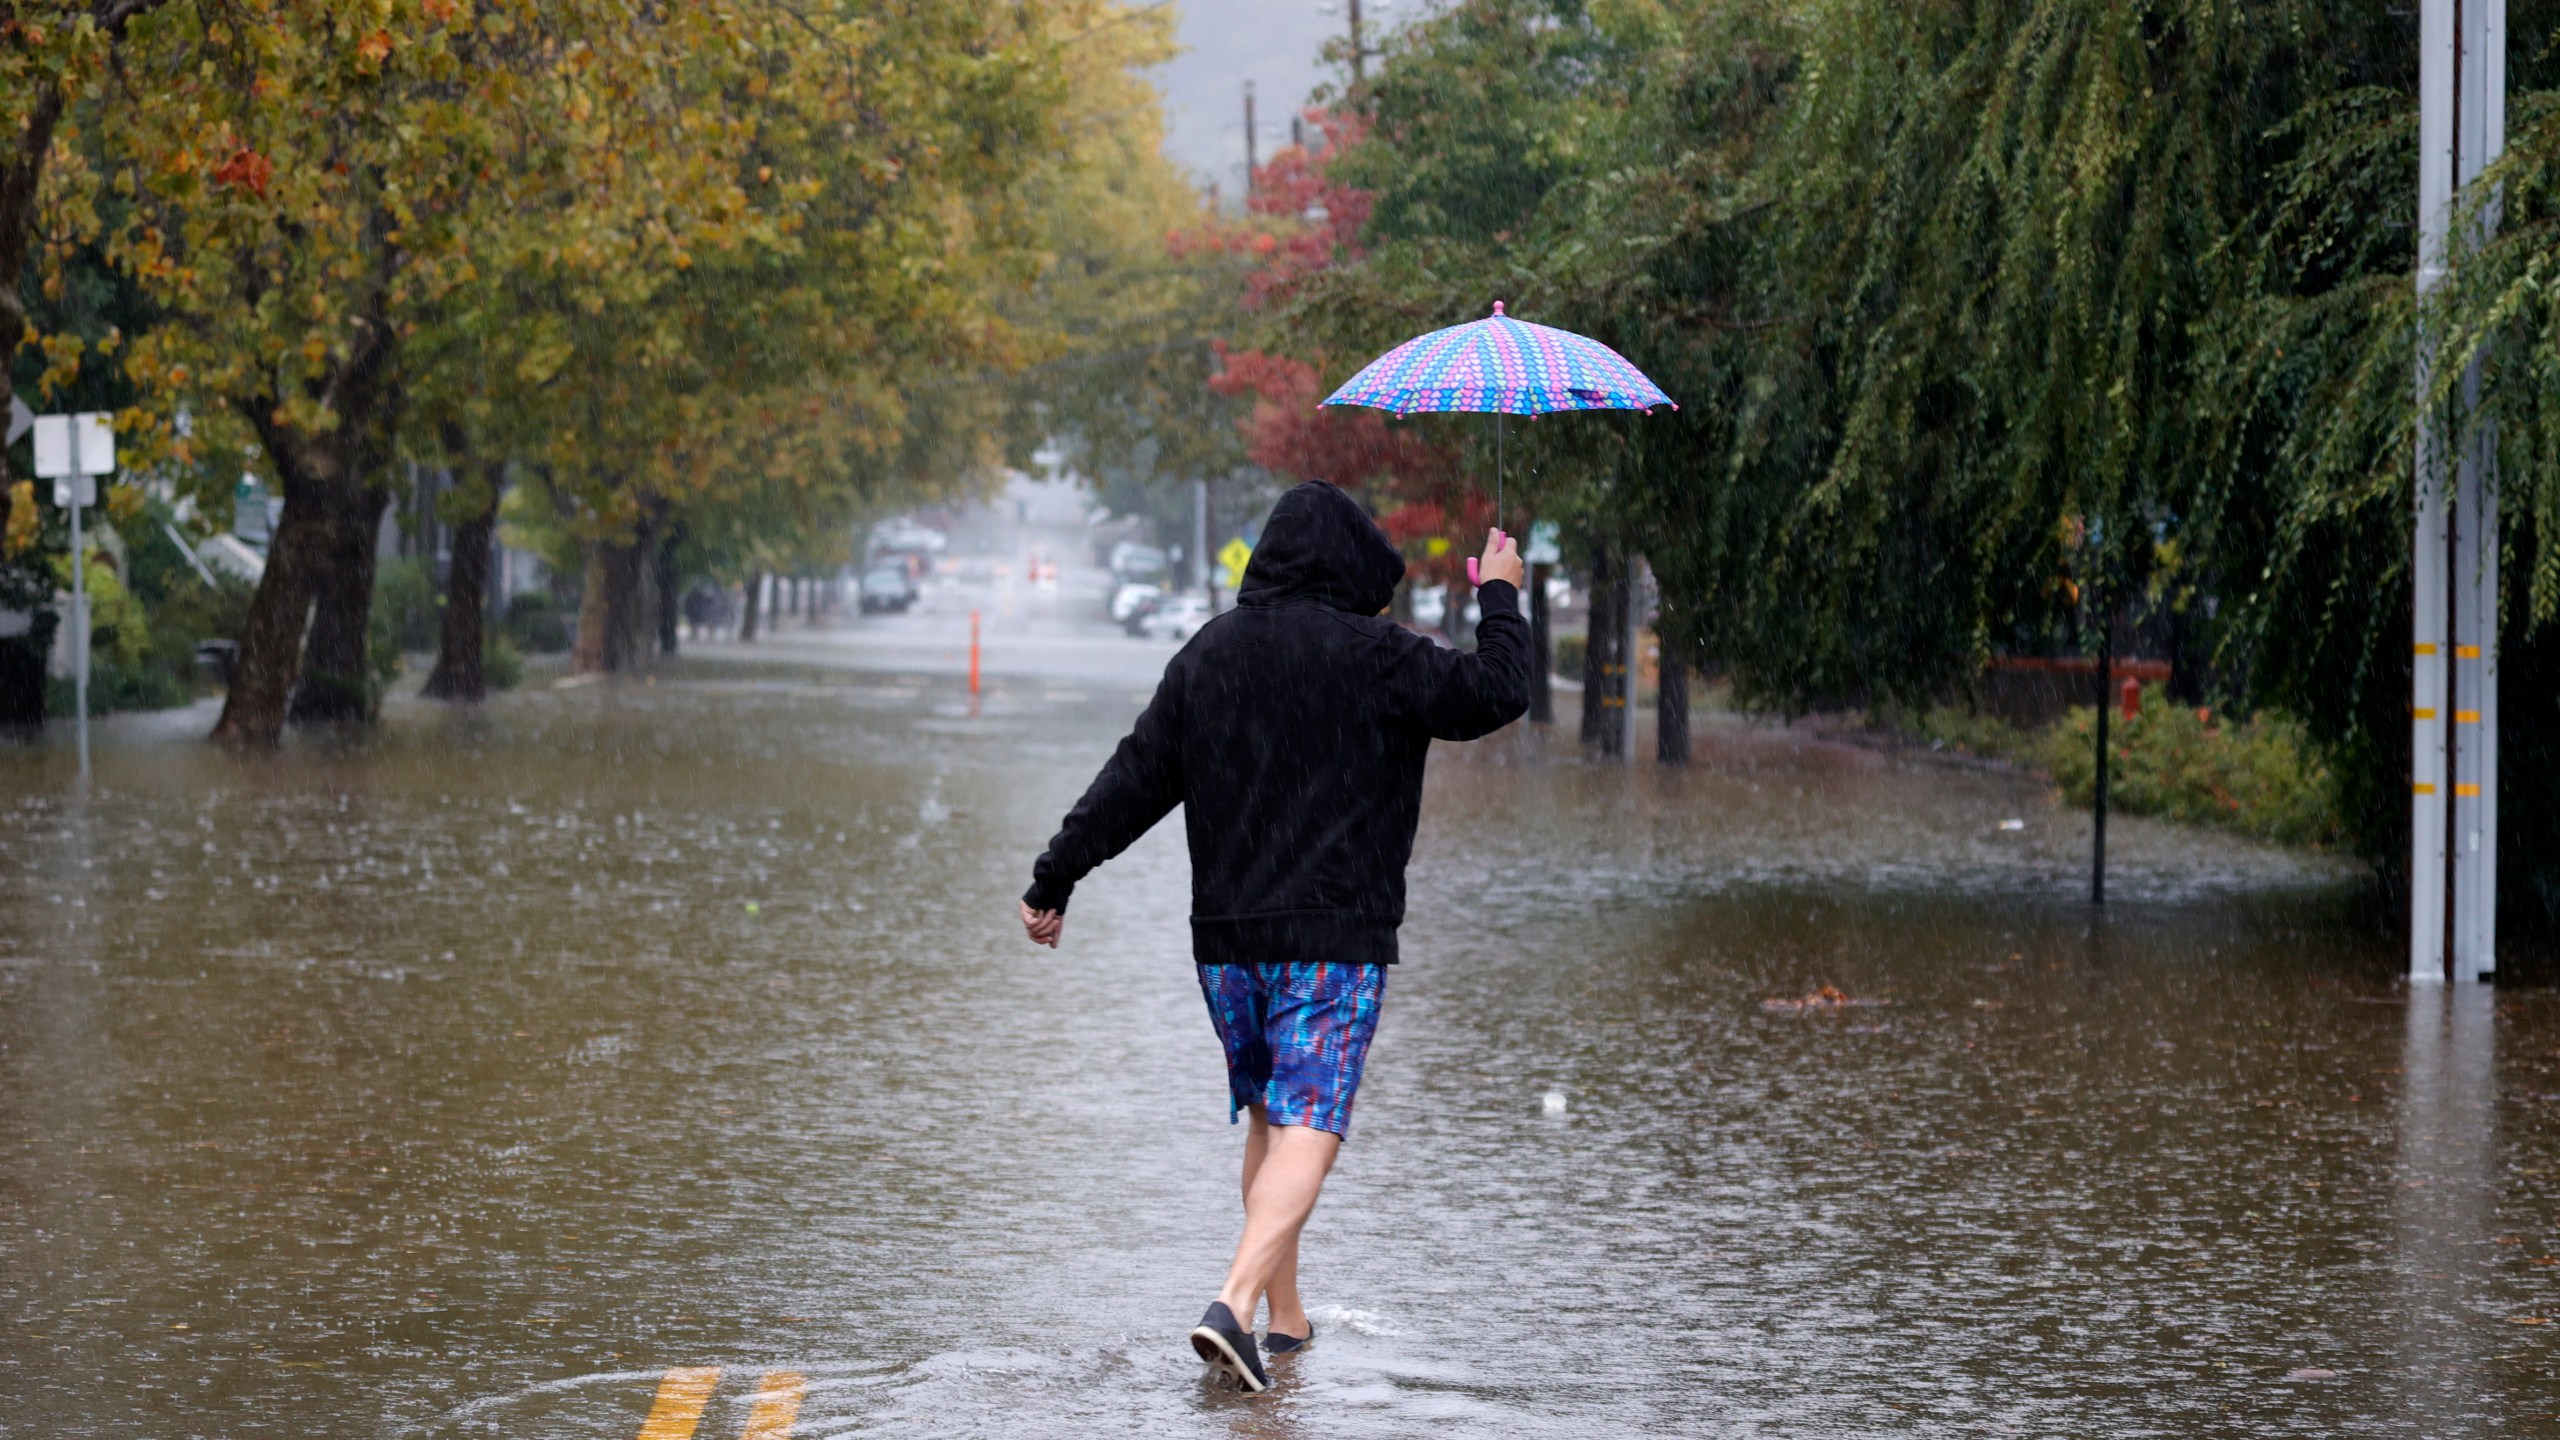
left=1197, top=962, right=1388, bottom=1139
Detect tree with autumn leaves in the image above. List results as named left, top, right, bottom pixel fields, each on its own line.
left=7, top=0, right=1195, bottom=743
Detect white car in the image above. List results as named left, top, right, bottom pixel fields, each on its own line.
left=1410, top=582, right=1449, bottom=629
left=1109, top=581, right=1162, bottom=624
left=1142, top=593, right=1212, bottom=641
left=869, top=519, right=947, bottom=557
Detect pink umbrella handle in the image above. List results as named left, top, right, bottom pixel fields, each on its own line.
left=1467, top=556, right=1481, bottom=587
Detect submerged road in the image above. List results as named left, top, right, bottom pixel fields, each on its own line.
left=2, top=483, right=2556, bottom=1437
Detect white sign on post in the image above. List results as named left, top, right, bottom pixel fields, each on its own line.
left=32, top=411, right=113, bottom=507
left=30, top=409, right=111, bottom=782
left=1524, top=519, right=1562, bottom=566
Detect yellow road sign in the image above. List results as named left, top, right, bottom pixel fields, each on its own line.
left=1217, top=536, right=1253, bottom=589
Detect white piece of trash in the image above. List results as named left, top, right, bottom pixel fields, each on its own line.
left=1997, top=818, right=2026, bottom=831
left=1542, top=1091, right=1568, bottom=1115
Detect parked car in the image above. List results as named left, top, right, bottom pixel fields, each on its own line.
left=1108, top=541, right=1169, bottom=584
left=1141, top=592, right=1212, bottom=641
left=858, top=565, right=919, bottom=614
left=868, top=518, right=947, bottom=564
left=1109, top=581, right=1162, bottom=625
left=1410, top=582, right=1449, bottom=630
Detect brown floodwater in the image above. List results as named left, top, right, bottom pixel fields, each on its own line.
left=2, top=649, right=2556, bottom=1438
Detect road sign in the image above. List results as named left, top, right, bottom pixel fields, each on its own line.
left=6, top=394, right=31, bottom=447
left=1216, top=536, right=1253, bottom=589
left=32, top=411, right=113, bottom=507
left=1525, top=519, right=1561, bottom=565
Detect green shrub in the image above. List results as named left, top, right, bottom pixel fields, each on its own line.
left=504, top=591, right=573, bottom=653
left=2044, top=685, right=2344, bottom=848
left=1883, top=702, right=2041, bottom=764
left=50, top=657, right=189, bottom=715
left=1554, top=632, right=1586, bottom=677
left=484, top=630, right=524, bottom=691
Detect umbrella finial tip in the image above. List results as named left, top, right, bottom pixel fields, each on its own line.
left=1492, top=300, right=1505, bottom=316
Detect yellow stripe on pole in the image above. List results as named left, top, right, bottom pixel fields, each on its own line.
left=2416, top=643, right=2441, bottom=655
left=637, top=1368, right=721, bottom=1440
left=2456, top=644, right=2481, bottom=658
left=2457, top=709, right=2480, bottom=723
left=2415, top=708, right=2439, bottom=720
left=2456, top=783, right=2482, bottom=797
left=2414, top=783, right=2439, bottom=795
left=740, top=1371, right=806, bottom=1440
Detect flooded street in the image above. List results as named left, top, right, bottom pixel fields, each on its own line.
left=3, top=503, right=2557, bottom=1438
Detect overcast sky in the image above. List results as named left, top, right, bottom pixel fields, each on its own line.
left=1150, top=0, right=1413, bottom=198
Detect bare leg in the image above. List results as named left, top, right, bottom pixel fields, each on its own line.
left=1237, top=1107, right=1312, bottom=1336
left=1217, top=1115, right=1339, bottom=1331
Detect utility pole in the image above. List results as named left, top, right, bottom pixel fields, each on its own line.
left=2413, top=0, right=2503, bottom=983
left=1192, top=478, right=1210, bottom=594
left=1348, top=0, right=1365, bottom=84
left=1243, top=81, right=1258, bottom=197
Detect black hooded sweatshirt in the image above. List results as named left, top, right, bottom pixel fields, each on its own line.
left=1023, top=480, right=1530, bottom=965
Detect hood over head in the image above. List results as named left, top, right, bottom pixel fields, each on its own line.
left=1236, top=481, right=1406, bottom=614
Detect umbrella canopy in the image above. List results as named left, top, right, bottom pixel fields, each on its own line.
left=1319, top=302, right=1673, bottom=417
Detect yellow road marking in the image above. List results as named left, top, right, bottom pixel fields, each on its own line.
left=740, top=1371, right=806, bottom=1439
left=637, top=1367, right=721, bottom=1440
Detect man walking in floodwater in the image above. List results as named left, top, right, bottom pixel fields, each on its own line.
left=1018, top=480, right=1528, bottom=1392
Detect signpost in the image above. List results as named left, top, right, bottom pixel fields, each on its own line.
left=29, top=410, right=113, bottom=781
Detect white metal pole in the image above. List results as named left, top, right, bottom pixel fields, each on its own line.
left=2451, top=0, right=2505, bottom=982
left=2412, top=0, right=2455, bottom=982
left=66, top=421, right=89, bottom=783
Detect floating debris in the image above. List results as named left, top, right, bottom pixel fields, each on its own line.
left=1542, top=1091, right=1568, bottom=1115
left=1763, top=985, right=1888, bottom=1010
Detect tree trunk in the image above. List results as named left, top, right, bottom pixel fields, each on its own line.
left=2, top=84, right=79, bottom=732
left=572, top=524, right=658, bottom=675
left=1581, top=543, right=1625, bottom=756
left=289, top=484, right=390, bottom=724
left=211, top=489, right=331, bottom=746
left=423, top=459, right=501, bottom=702
left=655, top=526, right=682, bottom=657
left=1657, top=633, right=1690, bottom=765
left=739, top=572, right=763, bottom=641
left=1528, top=559, right=1553, bottom=724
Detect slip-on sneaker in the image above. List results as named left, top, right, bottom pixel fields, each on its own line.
left=1189, top=1301, right=1270, bottom=1392
left=1263, top=1323, right=1312, bottom=1355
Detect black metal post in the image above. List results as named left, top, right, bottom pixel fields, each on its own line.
left=1657, top=633, right=1689, bottom=765
left=2092, top=601, right=2110, bottom=907
left=1527, top=558, right=1553, bottom=724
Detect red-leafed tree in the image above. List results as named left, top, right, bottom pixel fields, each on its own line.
left=1194, top=109, right=1470, bottom=578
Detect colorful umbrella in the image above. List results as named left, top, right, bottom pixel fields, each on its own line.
left=1320, top=301, right=1674, bottom=553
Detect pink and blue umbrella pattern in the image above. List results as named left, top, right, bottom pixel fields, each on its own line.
left=1319, top=302, right=1675, bottom=417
